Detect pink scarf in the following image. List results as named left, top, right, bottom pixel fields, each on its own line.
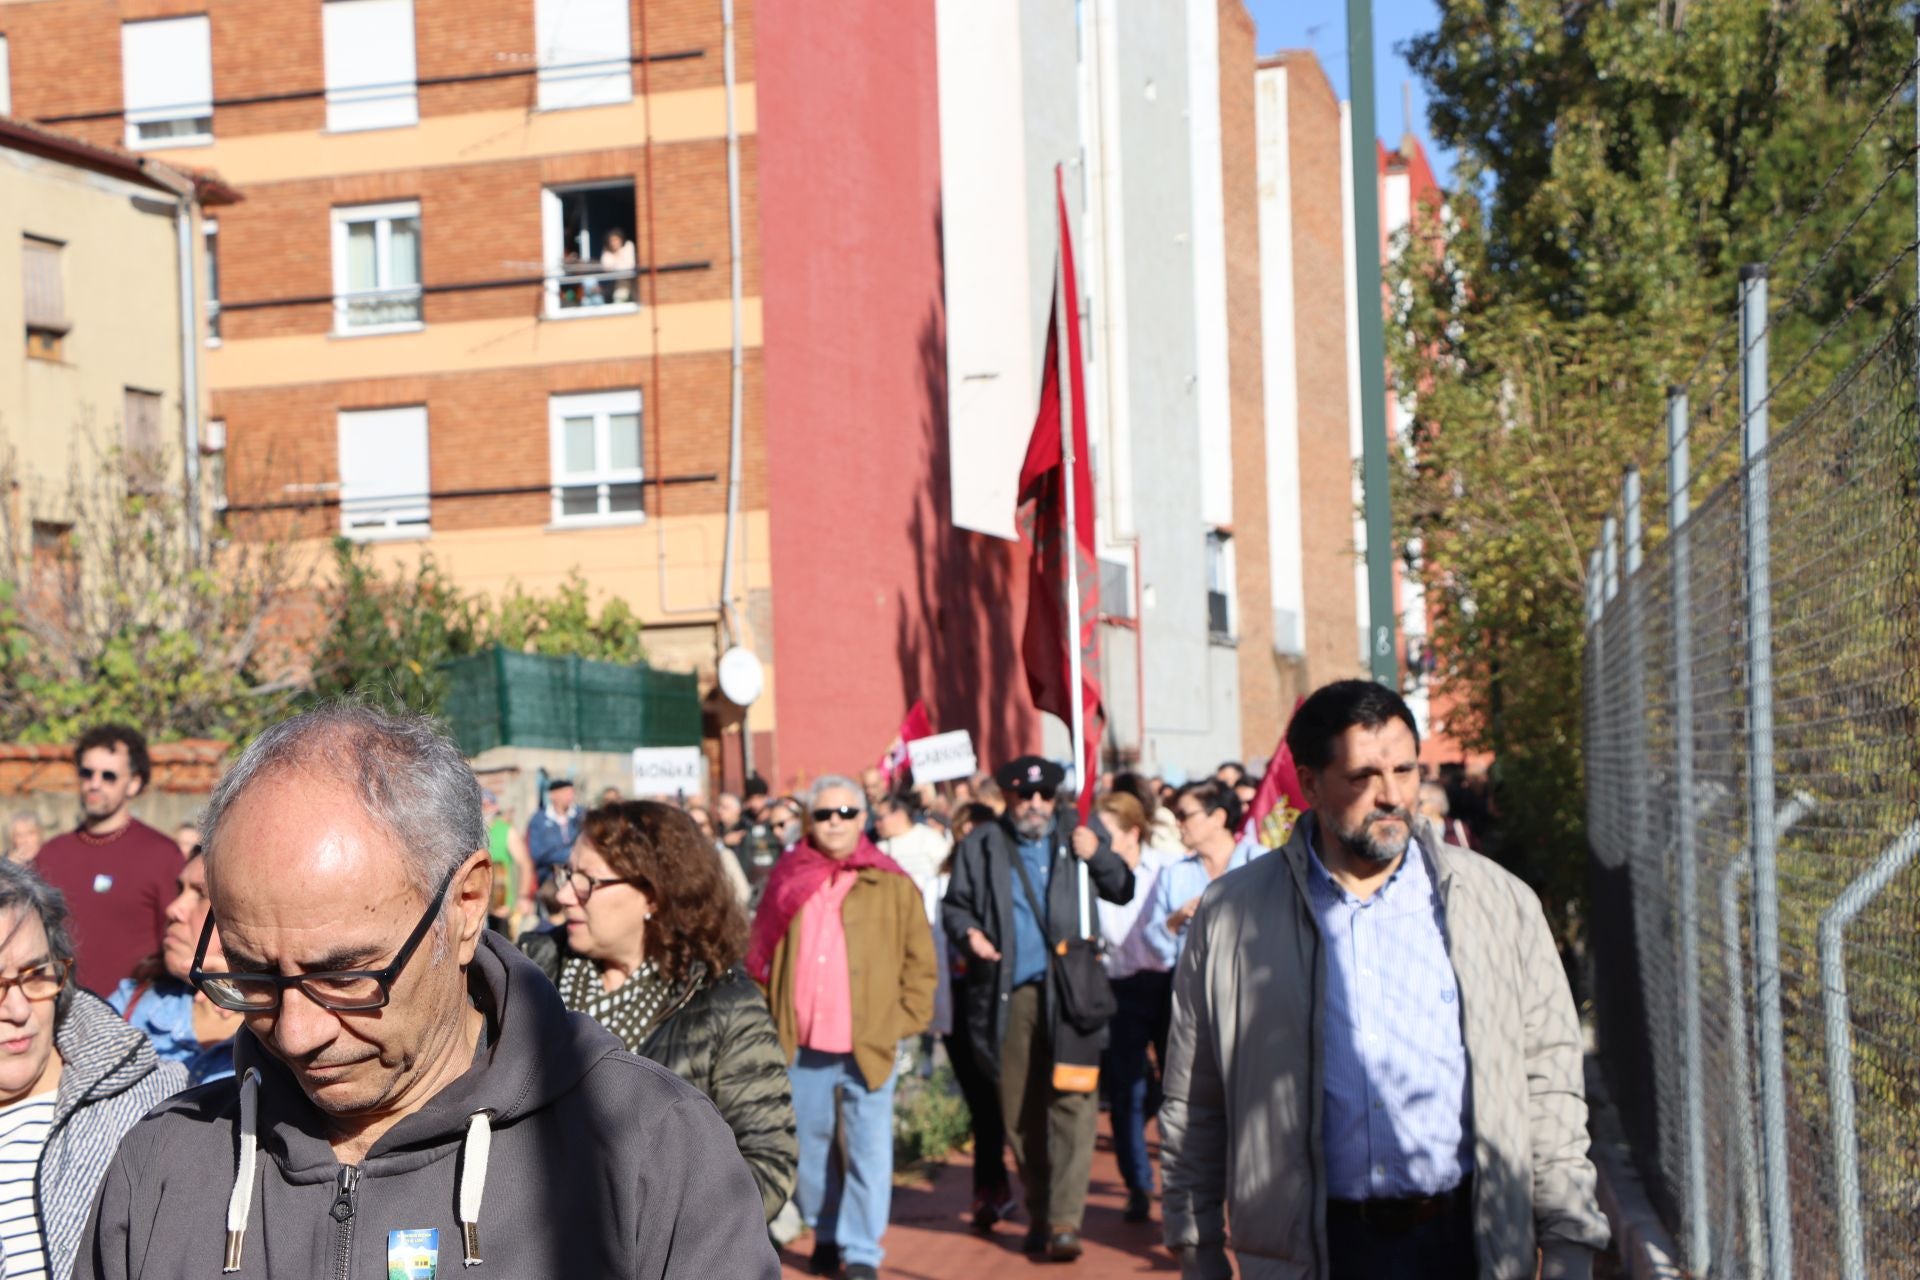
left=746, top=836, right=908, bottom=983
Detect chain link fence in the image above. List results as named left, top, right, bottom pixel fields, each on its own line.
left=1585, top=292, right=1920, bottom=1278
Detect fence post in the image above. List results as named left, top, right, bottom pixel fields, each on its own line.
left=1821, top=821, right=1920, bottom=1280
left=1739, top=262, right=1792, bottom=1280
left=1666, top=390, right=1710, bottom=1275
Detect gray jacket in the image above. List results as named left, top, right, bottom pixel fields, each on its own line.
left=74, top=932, right=778, bottom=1278
left=30, top=990, right=186, bottom=1280
left=1159, top=815, right=1609, bottom=1280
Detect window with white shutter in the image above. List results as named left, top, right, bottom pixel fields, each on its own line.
left=338, top=406, right=430, bottom=538
left=534, top=0, right=631, bottom=111
left=0, top=36, right=12, bottom=117
left=324, top=0, right=418, bottom=132
left=121, top=16, right=214, bottom=149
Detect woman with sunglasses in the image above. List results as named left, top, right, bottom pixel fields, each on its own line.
left=745, top=776, right=937, bottom=1280
left=518, top=801, right=797, bottom=1224
left=0, top=858, right=185, bottom=1280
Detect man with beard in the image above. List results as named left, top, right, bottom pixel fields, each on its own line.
left=1159, top=681, right=1607, bottom=1280
left=943, top=756, right=1133, bottom=1261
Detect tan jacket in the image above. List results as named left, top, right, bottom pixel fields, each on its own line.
left=766, top=866, right=938, bottom=1089
left=1159, top=815, right=1609, bottom=1280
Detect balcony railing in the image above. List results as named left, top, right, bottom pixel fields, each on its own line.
left=335, top=285, right=424, bottom=332
left=547, top=266, right=639, bottom=313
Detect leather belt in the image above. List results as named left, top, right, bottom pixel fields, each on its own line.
left=1326, top=1180, right=1471, bottom=1234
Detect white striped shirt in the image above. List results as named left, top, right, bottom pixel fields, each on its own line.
left=0, top=1093, right=52, bottom=1280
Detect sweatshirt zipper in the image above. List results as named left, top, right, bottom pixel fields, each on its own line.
left=330, top=1165, right=360, bottom=1280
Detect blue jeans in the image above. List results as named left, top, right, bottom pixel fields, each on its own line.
left=790, top=1048, right=897, bottom=1267
left=1104, top=970, right=1172, bottom=1194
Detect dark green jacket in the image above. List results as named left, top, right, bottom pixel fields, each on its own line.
left=520, top=932, right=797, bottom=1221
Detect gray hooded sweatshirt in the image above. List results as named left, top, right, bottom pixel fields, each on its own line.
left=73, top=932, right=779, bottom=1279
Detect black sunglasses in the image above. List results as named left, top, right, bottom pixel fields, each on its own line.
left=190, top=861, right=463, bottom=1013
left=1012, top=786, right=1057, bottom=803
left=811, top=805, right=861, bottom=823
left=77, top=767, right=120, bottom=783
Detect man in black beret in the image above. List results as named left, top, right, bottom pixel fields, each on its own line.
left=942, top=754, right=1133, bottom=1261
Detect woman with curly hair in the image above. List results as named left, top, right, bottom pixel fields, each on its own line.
left=520, top=800, right=797, bottom=1222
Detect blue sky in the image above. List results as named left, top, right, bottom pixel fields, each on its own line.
left=1242, top=0, right=1454, bottom=188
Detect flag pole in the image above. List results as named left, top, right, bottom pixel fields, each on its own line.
left=1055, top=165, right=1088, bottom=800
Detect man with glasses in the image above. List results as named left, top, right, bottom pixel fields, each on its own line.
left=745, top=775, right=936, bottom=1280
left=74, top=704, right=779, bottom=1280
left=0, top=858, right=184, bottom=1280
left=942, top=755, right=1134, bottom=1262
left=37, top=724, right=181, bottom=995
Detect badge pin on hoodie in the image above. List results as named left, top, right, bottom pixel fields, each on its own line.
left=222, top=1068, right=496, bottom=1272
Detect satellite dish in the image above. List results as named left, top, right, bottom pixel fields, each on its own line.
left=717, top=647, right=764, bottom=707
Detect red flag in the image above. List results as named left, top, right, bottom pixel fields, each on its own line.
left=878, top=700, right=934, bottom=785
left=1243, top=699, right=1309, bottom=848
left=1019, top=168, right=1103, bottom=820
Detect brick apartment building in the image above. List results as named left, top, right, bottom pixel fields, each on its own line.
left=1, top=0, right=775, bottom=769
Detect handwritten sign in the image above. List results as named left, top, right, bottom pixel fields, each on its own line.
left=630, top=747, right=705, bottom=799
left=906, top=730, right=978, bottom=785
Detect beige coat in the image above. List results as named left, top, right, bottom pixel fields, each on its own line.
left=1159, top=815, right=1609, bottom=1280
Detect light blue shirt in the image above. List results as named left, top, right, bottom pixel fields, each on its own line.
left=1144, top=836, right=1266, bottom=969
left=1307, top=834, right=1471, bottom=1200
left=1007, top=835, right=1053, bottom=988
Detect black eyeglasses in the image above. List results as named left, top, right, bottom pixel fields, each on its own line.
left=190, top=861, right=462, bottom=1013
left=77, top=767, right=120, bottom=783
left=557, top=865, right=641, bottom=904
left=812, top=806, right=861, bottom=823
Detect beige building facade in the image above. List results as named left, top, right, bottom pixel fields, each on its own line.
left=0, top=118, right=228, bottom=546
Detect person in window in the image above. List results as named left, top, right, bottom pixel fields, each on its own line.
left=519, top=801, right=796, bottom=1223
left=109, top=847, right=242, bottom=1085
left=602, top=227, right=637, bottom=303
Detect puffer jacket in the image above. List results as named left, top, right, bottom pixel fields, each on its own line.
left=519, top=933, right=797, bottom=1221
left=27, top=989, right=187, bottom=1280
left=1159, top=814, right=1610, bottom=1280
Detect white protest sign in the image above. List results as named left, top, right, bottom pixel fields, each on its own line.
left=906, top=730, right=977, bottom=785
left=630, top=746, right=705, bottom=798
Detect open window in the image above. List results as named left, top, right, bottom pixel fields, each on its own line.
left=542, top=183, right=638, bottom=317
left=1206, top=529, right=1237, bottom=642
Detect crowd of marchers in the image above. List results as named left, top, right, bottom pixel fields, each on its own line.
left=0, top=679, right=1609, bottom=1280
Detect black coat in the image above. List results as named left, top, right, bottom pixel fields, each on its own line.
left=941, top=812, right=1134, bottom=1072
left=519, top=933, right=798, bottom=1222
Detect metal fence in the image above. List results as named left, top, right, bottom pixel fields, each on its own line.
left=440, top=646, right=703, bottom=756
left=1583, top=68, right=1920, bottom=1277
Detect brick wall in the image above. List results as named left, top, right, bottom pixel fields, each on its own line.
left=1218, top=0, right=1282, bottom=758
left=0, top=0, right=751, bottom=146
left=1282, top=53, right=1364, bottom=692
left=216, top=347, right=763, bottom=535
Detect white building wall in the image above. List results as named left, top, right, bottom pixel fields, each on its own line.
left=1256, top=64, right=1305, bottom=657
left=1185, top=0, right=1233, bottom=530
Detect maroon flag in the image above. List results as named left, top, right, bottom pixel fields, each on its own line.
left=1242, top=700, right=1310, bottom=848
left=1019, top=167, right=1103, bottom=820
left=878, top=700, right=933, bottom=785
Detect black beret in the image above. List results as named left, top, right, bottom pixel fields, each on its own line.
left=994, top=755, right=1065, bottom=793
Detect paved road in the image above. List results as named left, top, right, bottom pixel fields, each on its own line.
left=779, top=1112, right=1179, bottom=1278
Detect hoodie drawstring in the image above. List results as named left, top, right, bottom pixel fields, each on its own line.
left=223, top=1068, right=261, bottom=1272
left=220, top=1076, right=492, bottom=1271
left=459, top=1110, right=492, bottom=1266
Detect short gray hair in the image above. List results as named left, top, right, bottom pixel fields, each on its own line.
left=0, top=861, right=76, bottom=1019
left=202, top=703, right=484, bottom=908
left=806, top=775, right=867, bottom=815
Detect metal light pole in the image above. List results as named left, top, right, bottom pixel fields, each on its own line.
left=1347, top=0, right=1398, bottom=684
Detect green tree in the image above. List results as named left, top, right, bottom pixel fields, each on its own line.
left=1392, top=0, right=1915, bottom=914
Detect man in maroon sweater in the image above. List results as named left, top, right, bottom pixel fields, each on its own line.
left=36, top=724, right=181, bottom=994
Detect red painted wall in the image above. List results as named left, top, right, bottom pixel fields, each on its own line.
left=757, top=0, right=1037, bottom=789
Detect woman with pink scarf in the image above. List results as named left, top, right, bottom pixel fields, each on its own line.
left=748, top=775, right=937, bottom=1280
